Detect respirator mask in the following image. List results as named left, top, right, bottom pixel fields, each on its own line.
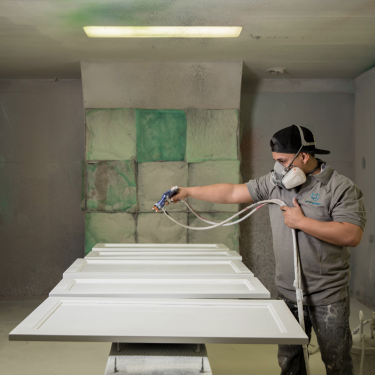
left=271, top=125, right=316, bottom=189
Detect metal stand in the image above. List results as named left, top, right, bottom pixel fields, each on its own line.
left=104, top=343, right=213, bottom=375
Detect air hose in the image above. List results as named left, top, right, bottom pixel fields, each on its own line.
left=153, top=187, right=311, bottom=374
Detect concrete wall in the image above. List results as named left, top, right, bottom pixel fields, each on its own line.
left=81, top=61, right=243, bottom=109
left=0, top=80, right=84, bottom=298
left=353, top=68, right=375, bottom=309
left=239, top=79, right=355, bottom=298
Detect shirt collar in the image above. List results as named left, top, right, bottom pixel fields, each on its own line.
left=311, top=159, right=333, bottom=185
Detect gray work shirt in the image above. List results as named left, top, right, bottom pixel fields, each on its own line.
left=246, top=161, right=366, bottom=306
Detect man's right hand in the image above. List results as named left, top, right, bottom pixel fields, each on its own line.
left=169, top=187, right=189, bottom=204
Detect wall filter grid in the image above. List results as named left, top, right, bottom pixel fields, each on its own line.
left=84, top=108, right=240, bottom=254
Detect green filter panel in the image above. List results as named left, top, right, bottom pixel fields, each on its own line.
left=85, top=212, right=136, bottom=254
left=188, top=160, right=240, bottom=212
left=137, top=212, right=188, bottom=244
left=136, top=109, right=187, bottom=163
left=186, top=109, right=239, bottom=162
left=137, top=161, right=188, bottom=212
left=85, top=108, right=136, bottom=161
left=86, top=161, right=137, bottom=212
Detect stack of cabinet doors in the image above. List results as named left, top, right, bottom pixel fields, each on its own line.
left=9, top=243, right=308, bottom=345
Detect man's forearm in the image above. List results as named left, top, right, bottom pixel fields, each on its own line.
left=186, top=184, right=236, bottom=204
left=298, top=217, right=362, bottom=247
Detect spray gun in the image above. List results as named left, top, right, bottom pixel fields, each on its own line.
left=152, top=186, right=179, bottom=212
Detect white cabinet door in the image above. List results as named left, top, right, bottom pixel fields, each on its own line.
left=85, top=250, right=242, bottom=260
left=63, top=259, right=253, bottom=279
left=49, top=277, right=270, bottom=299
left=9, top=298, right=308, bottom=345
left=93, top=243, right=229, bottom=251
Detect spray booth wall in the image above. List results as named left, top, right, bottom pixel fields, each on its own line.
left=81, top=62, right=243, bottom=254
left=0, top=80, right=85, bottom=298
left=84, top=108, right=240, bottom=253
left=354, top=68, right=375, bottom=310
left=2, top=75, right=372, bottom=304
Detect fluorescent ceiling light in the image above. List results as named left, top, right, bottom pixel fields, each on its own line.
left=83, top=26, right=242, bottom=38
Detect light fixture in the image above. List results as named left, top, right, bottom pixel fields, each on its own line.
left=83, top=26, right=242, bottom=38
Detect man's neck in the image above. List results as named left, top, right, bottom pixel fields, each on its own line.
left=307, top=159, right=321, bottom=175
left=312, top=162, right=322, bottom=175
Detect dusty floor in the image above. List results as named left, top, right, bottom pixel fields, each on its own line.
left=0, top=298, right=373, bottom=375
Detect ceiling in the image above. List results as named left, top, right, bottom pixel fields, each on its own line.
left=1, top=0, right=375, bottom=80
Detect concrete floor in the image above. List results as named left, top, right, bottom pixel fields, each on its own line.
left=0, top=298, right=373, bottom=375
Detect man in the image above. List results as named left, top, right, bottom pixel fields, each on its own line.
left=170, top=125, right=366, bottom=375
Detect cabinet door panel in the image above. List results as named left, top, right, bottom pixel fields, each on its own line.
left=63, top=259, right=253, bottom=279
left=93, top=243, right=229, bottom=251
left=85, top=250, right=242, bottom=260
left=9, top=298, right=308, bottom=345
left=50, top=277, right=269, bottom=299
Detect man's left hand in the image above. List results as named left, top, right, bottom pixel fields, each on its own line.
left=280, top=197, right=306, bottom=229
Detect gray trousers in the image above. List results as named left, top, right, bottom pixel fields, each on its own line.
left=278, top=294, right=353, bottom=375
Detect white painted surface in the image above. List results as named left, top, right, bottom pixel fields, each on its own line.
left=63, top=259, right=253, bottom=279
left=93, top=243, right=229, bottom=251
left=85, top=250, right=242, bottom=260
left=49, top=277, right=270, bottom=299
left=9, top=298, right=308, bottom=345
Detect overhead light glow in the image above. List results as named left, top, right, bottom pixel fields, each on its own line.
left=83, top=26, right=242, bottom=38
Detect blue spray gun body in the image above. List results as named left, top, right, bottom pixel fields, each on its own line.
left=152, top=186, right=179, bottom=212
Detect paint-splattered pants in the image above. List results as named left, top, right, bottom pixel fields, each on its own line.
left=278, top=294, right=353, bottom=375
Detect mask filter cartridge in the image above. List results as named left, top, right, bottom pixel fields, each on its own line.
left=282, top=167, right=306, bottom=189
left=271, top=161, right=306, bottom=189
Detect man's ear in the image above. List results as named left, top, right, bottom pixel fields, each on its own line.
left=301, top=152, right=310, bottom=164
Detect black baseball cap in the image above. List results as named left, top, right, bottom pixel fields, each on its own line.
left=270, top=125, right=330, bottom=155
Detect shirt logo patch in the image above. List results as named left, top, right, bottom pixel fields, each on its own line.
left=305, top=192, right=322, bottom=206
left=311, top=193, right=320, bottom=201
